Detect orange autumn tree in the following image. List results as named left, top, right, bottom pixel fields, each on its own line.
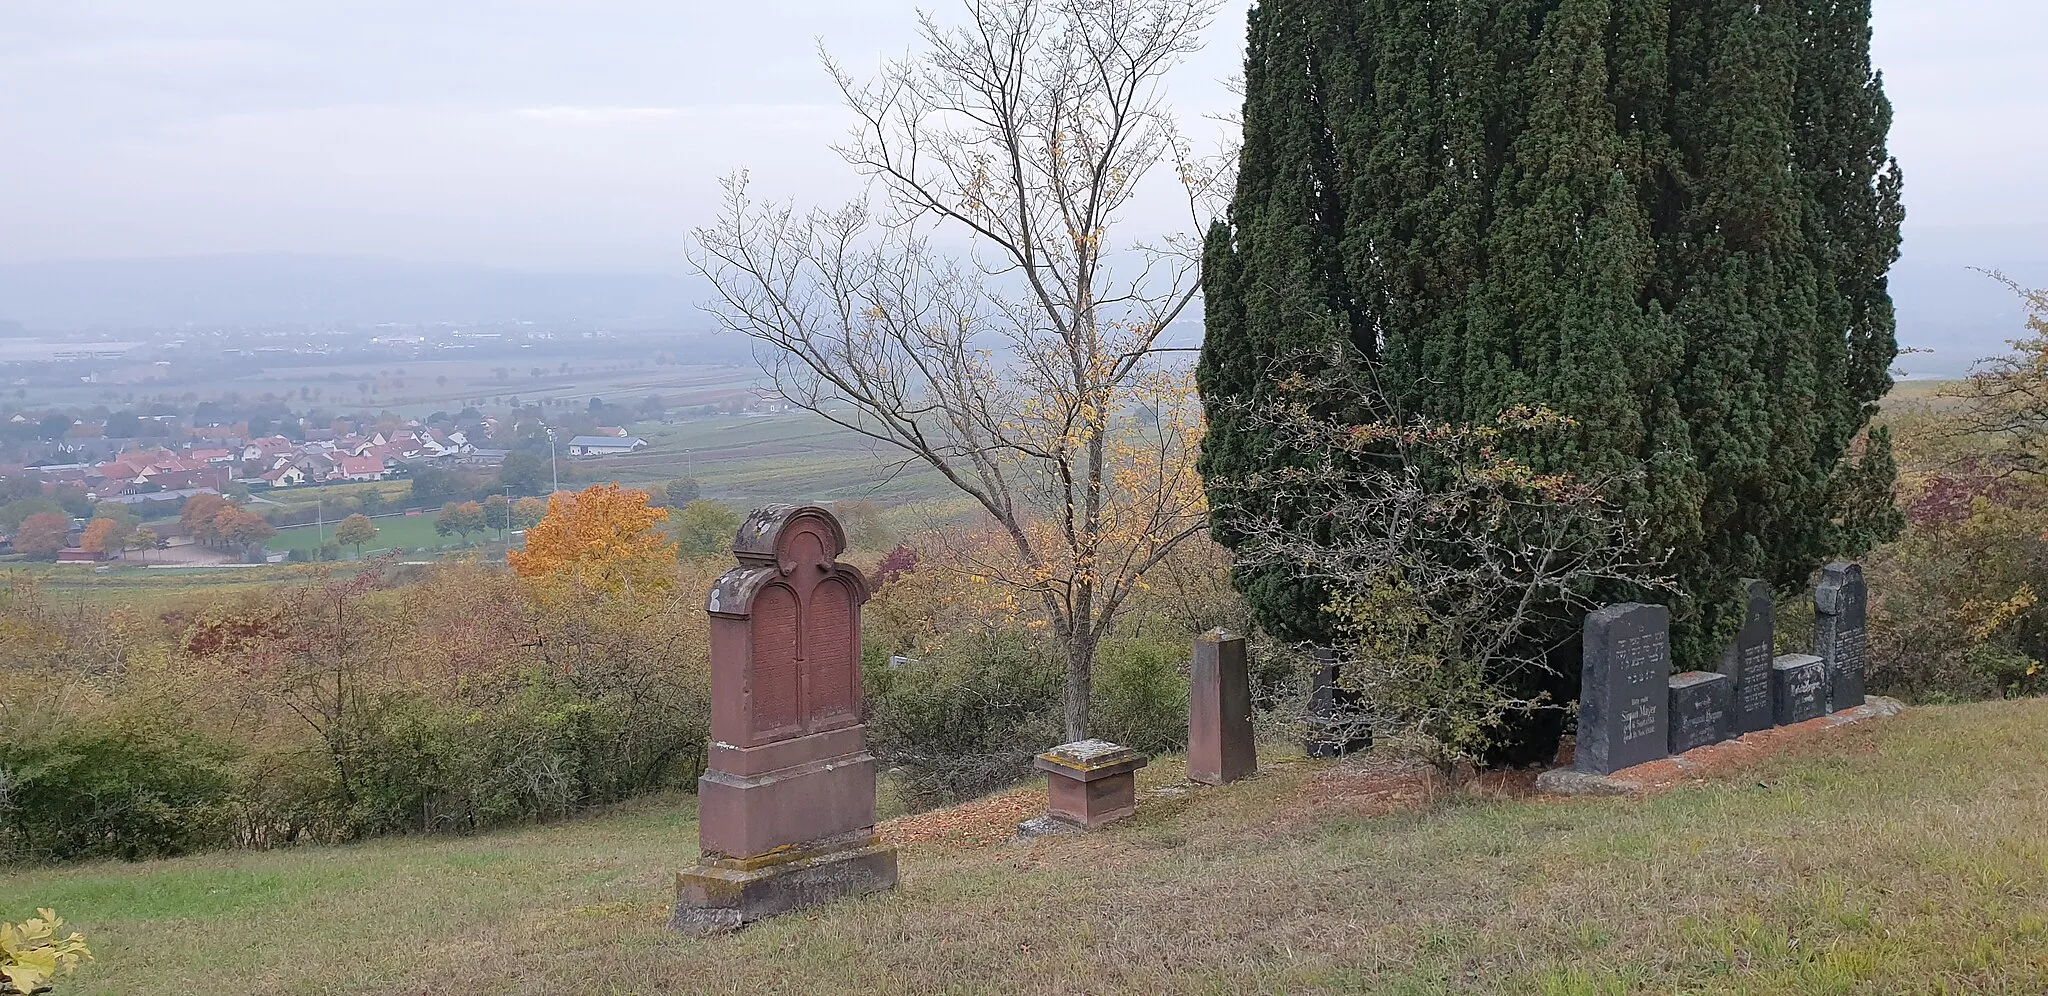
left=78, top=518, right=119, bottom=555
left=508, top=484, right=677, bottom=594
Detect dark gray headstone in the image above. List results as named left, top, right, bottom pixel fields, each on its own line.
left=1771, top=653, right=1828, bottom=725
left=1813, top=562, right=1868, bottom=711
left=1668, top=671, right=1734, bottom=754
left=1718, top=579, right=1776, bottom=736
left=1305, top=648, right=1370, bottom=758
left=1575, top=603, right=1671, bottom=775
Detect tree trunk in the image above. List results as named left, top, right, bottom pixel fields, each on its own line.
left=1063, top=630, right=1095, bottom=742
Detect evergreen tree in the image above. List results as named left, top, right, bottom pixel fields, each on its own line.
left=1201, top=0, right=1902, bottom=759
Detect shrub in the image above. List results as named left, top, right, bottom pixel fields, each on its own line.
left=0, top=908, right=91, bottom=994
left=0, top=702, right=238, bottom=862
left=1089, top=637, right=1188, bottom=756
left=864, top=633, right=1062, bottom=806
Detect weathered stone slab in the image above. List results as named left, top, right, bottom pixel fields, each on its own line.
left=1575, top=603, right=1671, bottom=775
left=1719, top=579, right=1776, bottom=736
left=1668, top=671, right=1733, bottom=754
left=1189, top=629, right=1257, bottom=786
left=1771, top=653, right=1828, bottom=726
left=1814, top=562, right=1868, bottom=711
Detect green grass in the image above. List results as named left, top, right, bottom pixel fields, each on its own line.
left=266, top=512, right=484, bottom=556
left=6, top=699, right=2047, bottom=994
left=578, top=414, right=956, bottom=505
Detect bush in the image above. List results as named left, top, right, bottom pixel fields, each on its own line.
left=0, top=704, right=238, bottom=862
left=1089, top=638, right=1189, bottom=756
left=864, top=633, right=1062, bottom=806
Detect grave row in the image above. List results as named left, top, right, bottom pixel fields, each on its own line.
left=1575, top=563, right=1868, bottom=776
left=673, top=505, right=1260, bottom=933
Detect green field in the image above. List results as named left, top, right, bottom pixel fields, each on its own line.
left=7, top=699, right=2046, bottom=994
left=573, top=414, right=956, bottom=506
left=267, top=512, right=495, bottom=556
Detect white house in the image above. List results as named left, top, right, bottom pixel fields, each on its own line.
left=567, top=435, right=649, bottom=457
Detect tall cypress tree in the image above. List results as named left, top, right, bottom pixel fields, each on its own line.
left=1201, top=0, right=1902, bottom=756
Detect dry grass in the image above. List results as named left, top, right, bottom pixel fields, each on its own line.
left=7, top=699, right=2048, bottom=994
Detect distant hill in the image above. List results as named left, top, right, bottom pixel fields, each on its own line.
left=0, top=227, right=2042, bottom=370
left=0, top=253, right=702, bottom=330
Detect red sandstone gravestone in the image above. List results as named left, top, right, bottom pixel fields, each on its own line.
left=1189, top=629, right=1257, bottom=786
left=671, top=504, right=898, bottom=935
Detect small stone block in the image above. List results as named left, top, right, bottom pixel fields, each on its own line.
left=1667, top=671, right=1734, bottom=754
left=1189, top=629, right=1257, bottom=786
left=1771, top=653, right=1828, bottom=726
left=1035, top=739, right=1148, bottom=829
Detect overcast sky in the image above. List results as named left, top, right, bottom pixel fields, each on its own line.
left=0, top=0, right=2041, bottom=271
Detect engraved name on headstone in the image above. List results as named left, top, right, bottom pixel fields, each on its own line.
left=1813, top=562, right=1868, bottom=712
left=1771, top=653, right=1828, bottom=726
left=1718, top=578, right=1776, bottom=736
left=1576, top=603, right=1671, bottom=775
left=1668, top=671, right=1734, bottom=754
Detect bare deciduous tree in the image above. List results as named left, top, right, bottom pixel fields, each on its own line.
left=691, top=0, right=1225, bottom=740
left=1937, top=274, right=2048, bottom=475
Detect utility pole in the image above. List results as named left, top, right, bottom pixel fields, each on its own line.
left=545, top=426, right=559, bottom=494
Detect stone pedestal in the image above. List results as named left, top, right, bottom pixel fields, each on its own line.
left=1189, top=630, right=1257, bottom=786
left=672, top=830, right=899, bottom=934
left=1771, top=653, right=1828, bottom=726
left=1667, top=671, right=1733, bottom=754
left=673, top=505, right=898, bottom=935
left=1034, top=740, right=1148, bottom=829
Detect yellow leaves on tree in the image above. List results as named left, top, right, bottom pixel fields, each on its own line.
left=508, top=484, right=677, bottom=594
left=79, top=519, right=115, bottom=554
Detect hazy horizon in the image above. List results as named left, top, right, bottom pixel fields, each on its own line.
left=2, top=0, right=2042, bottom=271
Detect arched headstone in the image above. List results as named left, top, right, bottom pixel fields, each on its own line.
left=674, top=504, right=898, bottom=935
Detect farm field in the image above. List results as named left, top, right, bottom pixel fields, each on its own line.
left=265, top=511, right=498, bottom=556
left=7, top=699, right=2046, bottom=994
left=216, top=358, right=764, bottom=419
left=4, top=563, right=314, bottom=613
left=577, top=414, right=956, bottom=506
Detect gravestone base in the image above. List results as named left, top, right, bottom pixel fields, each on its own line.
left=671, top=829, right=899, bottom=936
left=1035, top=740, right=1148, bottom=830
left=1536, top=696, right=1907, bottom=797
left=696, top=729, right=879, bottom=861
left=1534, top=767, right=1647, bottom=797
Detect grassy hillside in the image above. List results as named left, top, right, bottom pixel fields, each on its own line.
left=5, top=700, right=2046, bottom=994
